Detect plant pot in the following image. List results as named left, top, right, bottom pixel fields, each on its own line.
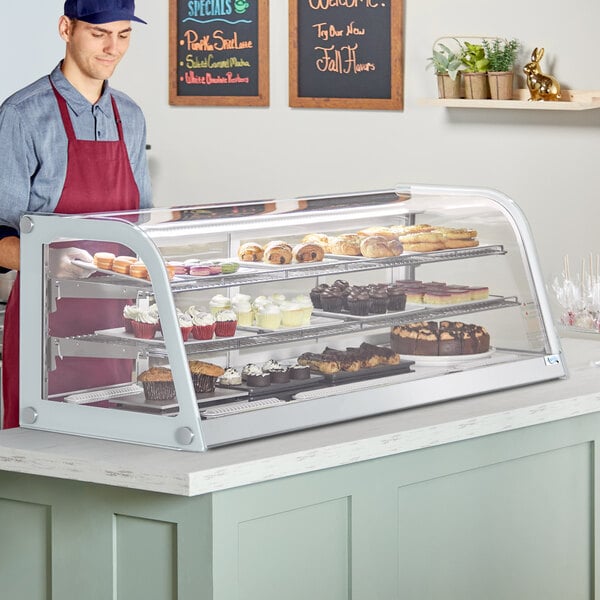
left=436, top=73, right=461, bottom=99
left=487, top=71, right=514, bottom=100
left=462, top=72, right=490, bottom=99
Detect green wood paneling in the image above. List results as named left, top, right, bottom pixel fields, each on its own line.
left=237, top=497, right=350, bottom=600
left=0, top=498, right=51, bottom=600
left=115, top=515, right=178, bottom=600
left=396, top=442, right=592, bottom=599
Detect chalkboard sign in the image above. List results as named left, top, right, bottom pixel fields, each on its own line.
left=169, top=0, right=269, bottom=106
left=289, top=0, right=403, bottom=110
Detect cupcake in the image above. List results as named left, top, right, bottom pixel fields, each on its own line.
left=269, top=293, right=287, bottom=306
left=346, top=290, right=370, bottom=316
left=310, top=285, right=325, bottom=309
left=256, top=303, right=282, bottom=330
left=245, top=365, right=271, bottom=387
left=242, top=363, right=261, bottom=381
left=368, top=288, right=389, bottom=314
left=177, top=311, right=193, bottom=341
left=232, top=298, right=253, bottom=327
left=188, top=309, right=216, bottom=340
left=280, top=301, right=304, bottom=327
left=289, top=363, right=311, bottom=380
left=320, top=288, right=344, bottom=313
left=138, top=367, right=176, bottom=402
left=209, top=294, right=231, bottom=316
left=219, top=367, right=242, bottom=386
left=214, top=309, right=238, bottom=337
left=131, top=305, right=160, bottom=339
left=387, top=285, right=407, bottom=311
left=293, top=295, right=314, bottom=325
left=122, top=303, right=141, bottom=333
left=188, top=360, right=225, bottom=394
left=263, top=361, right=291, bottom=384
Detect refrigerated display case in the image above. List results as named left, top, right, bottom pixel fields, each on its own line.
left=17, top=184, right=566, bottom=451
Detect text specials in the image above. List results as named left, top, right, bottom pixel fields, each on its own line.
left=177, top=0, right=257, bottom=95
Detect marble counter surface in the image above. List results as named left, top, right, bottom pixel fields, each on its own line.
left=0, top=337, right=598, bottom=496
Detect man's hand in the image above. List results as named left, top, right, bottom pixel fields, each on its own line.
left=49, top=247, right=94, bottom=278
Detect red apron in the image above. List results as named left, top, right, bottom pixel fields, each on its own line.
left=2, top=80, right=140, bottom=428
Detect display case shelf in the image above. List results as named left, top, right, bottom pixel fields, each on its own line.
left=54, top=295, right=520, bottom=360
left=420, top=89, right=600, bottom=111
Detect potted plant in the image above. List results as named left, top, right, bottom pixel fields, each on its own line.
left=426, top=41, right=465, bottom=99
left=460, top=41, right=490, bottom=99
left=483, top=38, right=520, bottom=100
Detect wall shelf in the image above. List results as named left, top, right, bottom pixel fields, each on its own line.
left=420, top=89, right=600, bottom=111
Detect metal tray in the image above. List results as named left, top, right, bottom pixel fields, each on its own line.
left=312, top=359, right=414, bottom=384
left=217, top=372, right=325, bottom=397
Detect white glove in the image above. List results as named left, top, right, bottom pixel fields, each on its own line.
left=48, top=247, right=94, bottom=279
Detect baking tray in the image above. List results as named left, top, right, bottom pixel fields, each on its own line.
left=109, top=387, right=248, bottom=412
left=217, top=372, right=325, bottom=397
left=310, top=359, right=414, bottom=384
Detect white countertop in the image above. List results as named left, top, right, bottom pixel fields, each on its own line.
left=0, top=337, right=599, bottom=497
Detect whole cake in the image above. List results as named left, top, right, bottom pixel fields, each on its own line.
left=390, top=321, right=490, bottom=356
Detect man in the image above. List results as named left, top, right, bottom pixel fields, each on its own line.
left=0, top=0, right=152, bottom=428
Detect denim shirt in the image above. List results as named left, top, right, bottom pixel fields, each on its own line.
left=0, top=63, right=152, bottom=236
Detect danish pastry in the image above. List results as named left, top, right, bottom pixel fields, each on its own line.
left=292, top=242, right=325, bottom=263
left=434, top=227, right=478, bottom=240
left=302, top=233, right=330, bottom=250
left=390, top=224, right=434, bottom=235
left=443, top=238, right=479, bottom=249
left=402, top=242, right=445, bottom=252
left=263, top=242, right=293, bottom=264
left=398, top=232, right=445, bottom=244
left=360, top=236, right=394, bottom=258
left=238, top=242, right=264, bottom=262
left=357, top=226, right=398, bottom=241
left=329, top=234, right=361, bottom=256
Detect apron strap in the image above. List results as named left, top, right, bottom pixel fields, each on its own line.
left=49, top=76, right=124, bottom=142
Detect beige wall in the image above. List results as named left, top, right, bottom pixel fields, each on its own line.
left=2, top=1, right=599, bottom=292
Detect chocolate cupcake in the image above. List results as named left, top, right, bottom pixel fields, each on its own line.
left=310, top=283, right=329, bottom=309
left=368, top=288, right=389, bottom=314
left=269, top=367, right=291, bottom=383
left=246, top=372, right=272, bottom=387
left=346, top=291, right=370, bottom=316
left=320, top=288, right=344, bottom=313
left=289, top=364, right=311, bottom=380
left=387, top=285, right=407, bottom=311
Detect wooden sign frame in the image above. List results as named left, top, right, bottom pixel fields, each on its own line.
left=169, top=0, right=270, bottom=106
left=289, top=0, right=404, bottom=110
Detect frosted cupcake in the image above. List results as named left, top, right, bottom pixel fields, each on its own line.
left=177, top=310, right=193, bottom=341
left=256, top=303, right=282, bottom=330
left=123, top=303, right=142, bottom=333
left=131, top=305, right=160, bottom=339
left=214, top=309, right=238, bottom=337
left=189, top=310, right=215, bottom=340
left=209, top=294, right=231, bottom=316
left=219, top=367, right=242, bottom=386
left=280, top=301, right=304, bottom=327
left=293, top=295, right=314, bottom=326
left=269, top=293, right=287, bottom=306
left=231, top=296, right=253, bottom=327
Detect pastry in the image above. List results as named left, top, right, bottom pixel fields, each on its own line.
left=238, top=242, right=264, bottom=262
left=177, top=311, right=193, bottom=341
left=402, top=242, right=445, bottom=252
left=390, top=224, right=435, bottom=235
left=292, top=242, right=325, bottom=263
left=220, top=261, right=239, bottom=274
left=131, top=304, right=159, bottom=339
left=209, top=294, right=231, bottom=316
left=398, top=232, right=445, bottom=244
left=256, top=303, right=282, bottom=330
left=207, top=264, right=222, bottom=275
left=166, top=261, right=188, bottom=275
left=244, top=364, right=271, bottom=387
left=219, top=368, right=242, bottom=386
left=112, top=255, right=137, bottom=274
left=214, top=309, right=237, bottom=337
left=280, top=301, right=304, bottom=327
left=360, top=236, right=394, bottom=258
left=189, top=265, right=211, bottom=276
left=232, top=297, right=253, bottom=327
left=138, top=367, right=176, bottom=402
left=301, top=233, right=330, bottom=251
left=129, top=261, right=148, bottom=279
left=289, top=364, right=311, bottom=380
left=443, top=238, right=480, bottom=249
left=187, top=309, right=215, bottom=340
left=434, top=227, right=478, bottom=240
left=293, top=295, right=314, bottom=325
left=319, top=287, right=344, bottom=313
left=297, top=353, right=340, bottom=374
left=328, top=234, right=361, bottom=256
left=263, top=242, right=293, bottom=265
left=188, top=360, right=225, bottom=394
left=93, top=251, right=115, bottom=270
left=357, top=226, right=398, bottom=240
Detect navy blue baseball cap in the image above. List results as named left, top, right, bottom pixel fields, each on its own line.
left=64, top=0, right=147, bottom=24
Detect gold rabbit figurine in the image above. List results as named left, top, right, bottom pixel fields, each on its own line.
left=523, top=47, right=561, bottom=101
